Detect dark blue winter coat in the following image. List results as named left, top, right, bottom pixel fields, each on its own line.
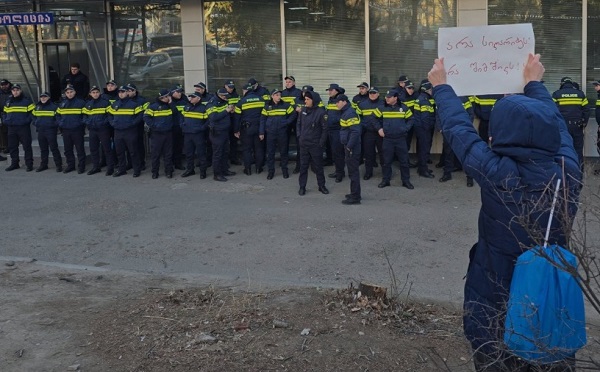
left=3, top=94, right=34, bottom=126
left=56, top=97, right=86, bottom=129
left=259, top=100, right=296, bottom=135
left=206, top=96, right=231, bottom=133
left=181, top=102, right=208, bottom=134
left=144, top=99, right=174, bottom=132
left=83, top=97, right=111, bottom=130
left=433, top=82, right=581, bottom=355
left=32, top=100, right=58, bottom=129
left=374, top=102, right=413, bottom=139
left=357, top=98, right=384, bottom=133
left=339, top=103, right=361, bottom=149
left=107, top=97, right=144, bottom=130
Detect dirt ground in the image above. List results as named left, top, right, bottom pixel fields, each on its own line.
left=1, top=261, right=600, bottom=372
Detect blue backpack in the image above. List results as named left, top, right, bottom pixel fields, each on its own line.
left=504, top=244, right=586, bottom=363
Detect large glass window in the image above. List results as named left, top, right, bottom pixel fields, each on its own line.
left=489, top=0, right=582, bottom=92
left=285, top=0, right=366, bottom=93
left=204, top=1, right=282, bottom=93
left=112, top=3, right=182, bottom=98
left=369, top=0, right=456, bottom=91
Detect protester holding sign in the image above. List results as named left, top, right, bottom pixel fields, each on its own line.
left=428, top=53, right=582, bottom=371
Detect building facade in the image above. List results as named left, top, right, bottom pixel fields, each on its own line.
left=1, top=0, right=598, bottom=154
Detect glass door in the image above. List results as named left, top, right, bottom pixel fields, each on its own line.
left=42, top=43, right=70, bottom=102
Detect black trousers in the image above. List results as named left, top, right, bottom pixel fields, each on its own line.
left=89, top=127, right=114, bottom=171
left=328, top=129, right=345, bottom=177
left=382, top=137, right=410, bottom=182
left=183, top=131, right=208, bottom=172
left=210, top=130, right=229, bottom=176
left=115, top=127, right=140, bottom=174
left=172, top=125, right=184, bottom=167
left=345, top=143, right=361, bottom=200
left=298, top=144, right=325, bottom=188
left=363, top=130, right=383, bottom=176
left=414, top=123, right=434, bottom=174
left=7, top=125, right=33, bottom=167
left=241, top=126, right=264, bottom=169
left=61, top=127, right=86, bottom=171
left=37, top=127, right=62, bottom=167
left=150, top=130, right=173, bottom=174
left=136, top=122, right=146, bottom=167
left=266, top=128, right=289, bottom=172
left=566, top=121, right=584, bottom=169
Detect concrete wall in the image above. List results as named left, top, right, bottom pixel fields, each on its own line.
left=180, top=0, right=207, bottom=92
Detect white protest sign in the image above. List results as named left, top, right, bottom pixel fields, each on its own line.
left=437, top=24, right=535, bottom=96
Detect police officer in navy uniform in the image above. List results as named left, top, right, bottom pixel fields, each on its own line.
left=412, top=81, right=436, bottom=179
left=194, top=82, right=214, bottom=105
left=181, top=91, right=209, bottom=179
left=247, top=78, right=270, bottom=101
left=376, top=90, right=414, bottom=189
left=207, top=88, right=236, bottom=181
left=394, top=75, right=409, bottom=103
left=281, top=75, right=302, bottom=168
left=337, top=94, right=362, bottom=204
left=57, top=85, right=87, bottom=174
left=102, top=80, right=119, bottom=103
left=260, top=88, right=297, bottom=180
left=439, top=96, right=475, bottom=185
left=3, top=84, right=34, bottom=171
left=357, top=86, right=384, bottom=180
left=144, top=88, right=174, bottom=179
left=0, top=79, right=13, bottom=157
left=297, top=90, right=329, bottom=196
left=593, top=80, right=600, bottom=175
left=108, top=86, right=144, bottom=177
left=472, top=93, right=503, bottom=142
left=224, top=80, right=241, bottom=165
left=234, top=82, right=265, bottom=175
left=126, top=83, right=149, bottom=171
left=352, top=82, right=370, bottom=107
left=325, top=83, right=346, bottom=182
left=552, top=77, right=590, bottom=168
left=83, top=86, right=114, bottom=175
left=32, top=91, right=62, bottom=172
left=169, top=85, right=188, bottom=170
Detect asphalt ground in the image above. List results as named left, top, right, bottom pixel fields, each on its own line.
left=2, top=156, right=599, bottom=309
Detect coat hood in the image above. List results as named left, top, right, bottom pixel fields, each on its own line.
left=303, top=90, right=322, bottom=107
left=489, top=95, right=561, bottom=162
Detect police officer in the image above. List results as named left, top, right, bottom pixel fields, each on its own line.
left=412, top=80, right=436, bottom=179
left=352, top=82, right=370, bottom=107
left=108, top=86, right=144, bottom=177
left=247, top=78, right=270, bottom=101
left=207, top=88, right=236, bottom=181
left=181, top=91, right=209, bottom=179
left=552, top=77, right=590, bottom=168
left=83, top=86, right=114, bottom=175
left=260, top=88, right=297, bottom=180
left=402, top=81, right=419, bottom=166
left=337, top=94, right=362, bottom=204
left=394, top=75, right=409, bottom=103
left=102, top=80, right=119, bottom=103
left=32, top=91, right=62, bottom=172
left=376, top=90, right=414, bottom=189
left=593, top=80, right=600, bottom=175
left=169, top=85, right=188, bottom=170
left=325, top=83, right=346, bottom=182
left=357, top=86, right=384, bottom=180
left=57, top=85, right=86, bottom=174
left=439, top=96, right=474, bottom=186
left=282, top=75, right=302, bottom=167
left=234, top=82, right=265, bottom=175
left=297, top=90, right=329, bottom=196
left=224, top=80, right=241, bottom=165
left=144, top=88, right=174, bottom=179
left=194, top=82, right=214, bottom=105
left=0, top=79, right=12, bottom=157
left=126, top=83, right=149, bottom=171
left=3, top=84, right=34, bottom=171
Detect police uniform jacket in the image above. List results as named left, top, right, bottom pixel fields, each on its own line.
left=281, top=86, right=301, bottom=106
left=374, top=102, right=413, bottom=139
left=434, top=82, right=581, bottom=354
left=144, top=99, right=175, bottom=132
left=181, top=102, right=208, bottom=134
left=297, top=92, right=328, bottom=148
left=402, top=90, right=419, bottom=110
left=3, top=94, right=34, bottom=126
left=83, top=97, right=111, bottom=130
left=200, top=92, right=214, bottom=106
left=552, top=82, right=590, bottom=124
left=56, top=97, right=86, bottom=129
left=102, top=89, right=119, bottom=104
left=472, top=94, right=503, bottom=121
left=352, top=93, right=369, bottom=107
left=259, top=100, right=296, bottom=135
left=413, top=92, right=437, bottom=130
left=339, top=103, right=361, bottom=149
left=596, top=92, right=600, bottom=123
left=170, top=95, right=189, bottom=121
left=132, top=94, right=149, bottom=110
left=32, top=100, right=58, bottom=129
left=234, top=91, right=265, bottom=132
left=107, top=97, right=144, bottom=130
left=254, top=85, right=270, bottom=101
left=207, top=96, right=231, bottom=133
left=357, top=98, right=383, bottom=133
left=227, top=90, right=240, bottom=106
left=326, top=94, right=343, bottom=131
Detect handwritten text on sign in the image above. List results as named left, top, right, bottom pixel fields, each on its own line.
left=438, top=24, right=535, bottom=96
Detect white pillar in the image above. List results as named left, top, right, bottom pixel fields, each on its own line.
left=180, top=0, right=207, bottom=93
left=457, top=0, right=487, bottom=27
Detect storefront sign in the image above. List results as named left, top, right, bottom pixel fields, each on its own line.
left=0, top=13, right=54, bottom=26
left=438, top=23, right=535, bottom=96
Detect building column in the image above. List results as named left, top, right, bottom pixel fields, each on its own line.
left=457, top=0, right=487, bottom=27
left=180, top=0, right=207, bottom=92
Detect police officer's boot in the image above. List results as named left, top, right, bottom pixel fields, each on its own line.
left=36, top=164, right=49, bottom=172
left=267, top=170, right=274, bottom=180
left=243, top=167, right=252, bottom=176
left=282, top=168, right=289, bottom=179
left=199, top=170, right=207, bottom=179
left=256, top=166, right=263, bottom=174
left=5, top=163, right=19, bottom=171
